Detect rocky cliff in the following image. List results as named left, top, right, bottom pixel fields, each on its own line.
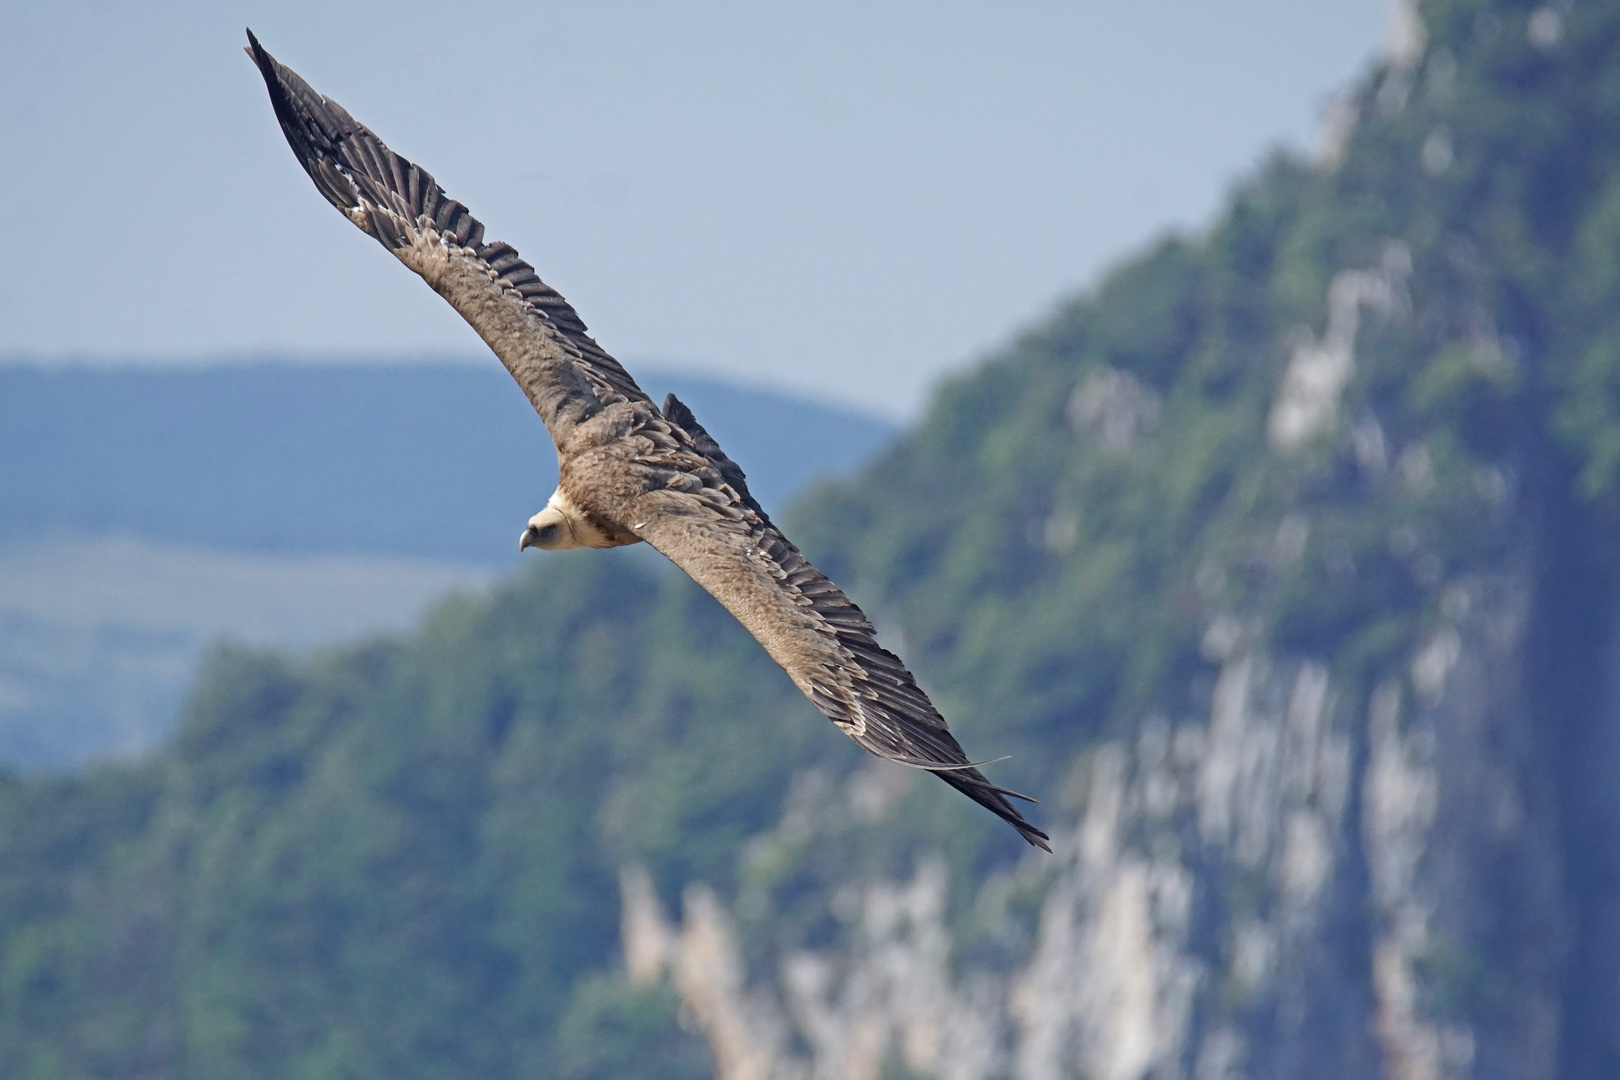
left=589, top=4, right=1620, bottom=1076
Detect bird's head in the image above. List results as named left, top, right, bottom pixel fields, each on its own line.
left=519, top=505, right=582, bottom=552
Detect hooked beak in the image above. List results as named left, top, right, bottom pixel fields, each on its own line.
left=519, top=526, right=539, bottom=552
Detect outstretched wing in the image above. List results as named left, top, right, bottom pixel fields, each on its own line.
left=636, top=406, right=1050, bottom=851
left=247, top=31, right=648, bottom=446
left=249, top=33, right=1045, bottom=850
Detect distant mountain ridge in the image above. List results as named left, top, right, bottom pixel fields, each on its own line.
left=0, top=362, right=893, bottom=770
left=0, top=362, right=894, bottom=564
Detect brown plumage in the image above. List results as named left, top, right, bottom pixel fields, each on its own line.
left=246, top=31, right=1048, bottom=851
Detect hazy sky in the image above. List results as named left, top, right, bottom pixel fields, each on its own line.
left=1, top=2, right=1394, bottom=417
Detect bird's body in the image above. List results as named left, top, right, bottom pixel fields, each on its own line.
left=248, top=32, right=1048, bottom=851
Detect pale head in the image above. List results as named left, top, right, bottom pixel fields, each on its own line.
left=518, top=505, right=577, bottom=552
left=519, top=488, right=616, bottom=552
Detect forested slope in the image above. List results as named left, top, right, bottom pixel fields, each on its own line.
left=7, top=1, right=1620, bottom=1077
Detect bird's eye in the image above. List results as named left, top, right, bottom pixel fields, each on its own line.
left=536, top=524, right=560, bottom=545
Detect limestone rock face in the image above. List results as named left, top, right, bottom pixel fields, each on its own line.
left=608, top=3, right=1620, bottom=1052
left=623, top=563, right=1579, bottom=1079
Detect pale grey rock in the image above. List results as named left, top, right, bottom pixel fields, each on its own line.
left=1268, top=246, right=1410, bottom=450
left=614, top=559, right=1580, bottom=1080
left=1069, top=368, right=1161, bottom=454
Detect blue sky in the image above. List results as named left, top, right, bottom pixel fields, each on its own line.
left=1, top=1, right=1394, bottom=417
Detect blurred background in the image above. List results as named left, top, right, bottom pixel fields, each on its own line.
left=11, top=2, right=1620, bottom=1079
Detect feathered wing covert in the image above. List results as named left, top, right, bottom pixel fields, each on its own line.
left=248, top=32, right=1049, bottom=850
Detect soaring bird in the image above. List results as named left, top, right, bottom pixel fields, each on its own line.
left=247, top=32, right=1048, bottom=851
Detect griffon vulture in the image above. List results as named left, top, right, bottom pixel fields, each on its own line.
left=247, top=32, right=1048, bottom=851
